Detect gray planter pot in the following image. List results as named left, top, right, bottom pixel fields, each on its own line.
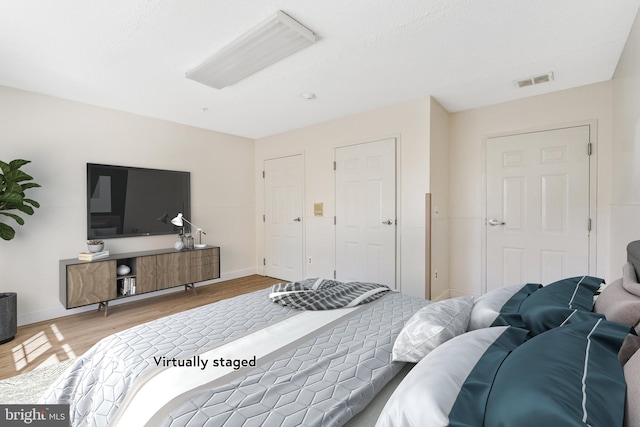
left=0, top=292, right=17, bottom=344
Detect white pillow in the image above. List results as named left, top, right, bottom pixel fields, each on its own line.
left=468, top=283, right=540, bottom=330
left=392, top=296, right=474, bottom=362
left=377, top=326, right=528, bottom=427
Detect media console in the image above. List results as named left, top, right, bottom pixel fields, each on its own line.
left=59, top=246, right=220, bottom=316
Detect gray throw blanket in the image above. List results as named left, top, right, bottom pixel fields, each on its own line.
left=269, top=278, right=391, bottom=310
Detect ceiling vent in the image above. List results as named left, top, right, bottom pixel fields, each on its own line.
left=514, top=72, right=554, bottom=88
left=186, top=11, right=317, bottom=90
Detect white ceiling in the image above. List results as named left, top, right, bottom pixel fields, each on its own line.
left=1, top=1, right=638, bottom=139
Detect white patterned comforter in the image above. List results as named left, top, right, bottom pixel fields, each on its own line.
left=41, top=287, right=429, bottom=427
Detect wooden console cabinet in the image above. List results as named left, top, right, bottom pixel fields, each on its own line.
left=60, top=246, right=220, bottom=314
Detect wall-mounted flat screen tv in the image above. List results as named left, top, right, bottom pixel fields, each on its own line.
left=87, top=163, right=191, bottom=239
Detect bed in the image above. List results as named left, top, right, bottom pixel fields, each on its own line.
left=40, top=280, right=430, bottom=426
left=42, top=242, right=640, bottom=427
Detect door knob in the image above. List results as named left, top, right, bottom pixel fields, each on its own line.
left=381, top=220, right=393, bottom=225
left=487, top=218, right=506, bottom=226
left=293, top=217, right=301, bottom=222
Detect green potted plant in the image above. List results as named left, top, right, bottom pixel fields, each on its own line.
left=0, top=159, right=41, bottom=344
left=0, top=159, right=41, bottom=241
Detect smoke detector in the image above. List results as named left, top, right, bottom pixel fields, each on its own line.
left=514, top=72, right=554, bottom=88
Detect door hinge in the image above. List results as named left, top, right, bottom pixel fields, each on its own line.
left=263, top=214, right=266, bottom=222
left=262, top=170, right=265, bottom=178
left=587, top=143, right=592, bottom=156
left=333, top=161, right=336, bottom=171
left=263, top=258, right=266, bottom=266
left=588, top=218, right=592, bottom=232
left=333, top=270, right=336, bottom=279
left=334, top=216, right=336, bottom=225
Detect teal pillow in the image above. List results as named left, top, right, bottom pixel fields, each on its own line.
left=484, top=318, right=631, bottom=427
left=519, top=276, right=605, bottom=336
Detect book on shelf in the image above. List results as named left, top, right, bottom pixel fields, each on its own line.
left=119, top=276, right=136, bottom=296
left=78, top=250, right=110, bottom=261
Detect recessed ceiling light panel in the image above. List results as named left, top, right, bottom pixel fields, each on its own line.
left=186, top=10, right=317, bottom=90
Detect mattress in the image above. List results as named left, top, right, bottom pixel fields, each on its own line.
left=41, top=287, right=429, bottom=426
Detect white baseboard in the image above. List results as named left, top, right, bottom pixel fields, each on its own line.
left=17, top=267, right=257, bottom=327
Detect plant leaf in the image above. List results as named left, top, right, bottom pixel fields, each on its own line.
left=7, top=169, right=33, bottom=183
left=13, top=205, right=34, bottom=215
left=0, top=211, right=25, bottom=225
left=0, top=222, right=16, bottom=240
left=23, top=198, right=40, bottom=208
left=21, top=182, right=41, bottom=190
left=6, top=182, right=24, bottom=195
left=8, top=159, right=30, bottom=170
left=0, top=192, right=23, bottom=204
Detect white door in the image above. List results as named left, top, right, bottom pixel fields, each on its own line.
left=486, top=125, right=592, bottom=292
left=264, top=155, right=304, bottom=282
left=335, top=138, right=396, bottom=286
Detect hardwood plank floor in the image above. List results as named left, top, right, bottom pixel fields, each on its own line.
left=0, top=275, right=281, bottom=381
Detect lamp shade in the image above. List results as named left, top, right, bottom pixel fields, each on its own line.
left=170, top=213, right=206, bottom=246
left=171, top=213, right=184, bottom=227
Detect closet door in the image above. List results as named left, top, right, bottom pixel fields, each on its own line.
left=486, top=125, right=592, bottom=291
left=264, top=155, right=304, bottom=282
left=335, top=138, right=397, bottom=287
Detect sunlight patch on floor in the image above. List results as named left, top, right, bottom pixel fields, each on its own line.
left=50, top=324, right=64, bottom=342
left=12, top=330, right=51, bottom=371
left=11, top=344, right=26, bottom=371
left=61, top=343, right=76, bottom=359
left=9, top=324, right=74, bottom=372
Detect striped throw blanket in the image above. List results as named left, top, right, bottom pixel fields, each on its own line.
left=269, top=278, right=391, bottom=310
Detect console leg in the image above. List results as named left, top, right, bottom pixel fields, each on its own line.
left=98, top=301, right=109, bottom=317
left=184, top=284, right=197, bottom=295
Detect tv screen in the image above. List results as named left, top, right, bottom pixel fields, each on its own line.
left=87, top=163, right=190, bottom=239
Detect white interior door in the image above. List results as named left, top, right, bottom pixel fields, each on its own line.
left=335, top=138, right=396, bottom=286
left=486, top=125, right=592, bottom=292
left=264, top=155, right=304, bottom=282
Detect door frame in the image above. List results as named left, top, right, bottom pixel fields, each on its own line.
left=333, top=137, right=401, bottom=289
left=262, top=152, right=306, bottom=279
left=481, top=120, right=598, bottom=294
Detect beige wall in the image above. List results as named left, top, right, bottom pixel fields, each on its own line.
left=611, top=11, right=640, bottom=271
left=255, top=98, right=431, bottom=298
left=0, top=85, right=256, bottom=325
left=448, top=82, right=614, bottom=296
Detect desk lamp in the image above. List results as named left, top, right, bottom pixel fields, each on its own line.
left=171, top=213, right=207, bottom=248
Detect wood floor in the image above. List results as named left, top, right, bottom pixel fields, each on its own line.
left=0, top=275, right=281, bottom=381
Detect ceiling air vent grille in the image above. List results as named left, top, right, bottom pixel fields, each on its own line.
left=515, top=72, right=554, bottom=88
